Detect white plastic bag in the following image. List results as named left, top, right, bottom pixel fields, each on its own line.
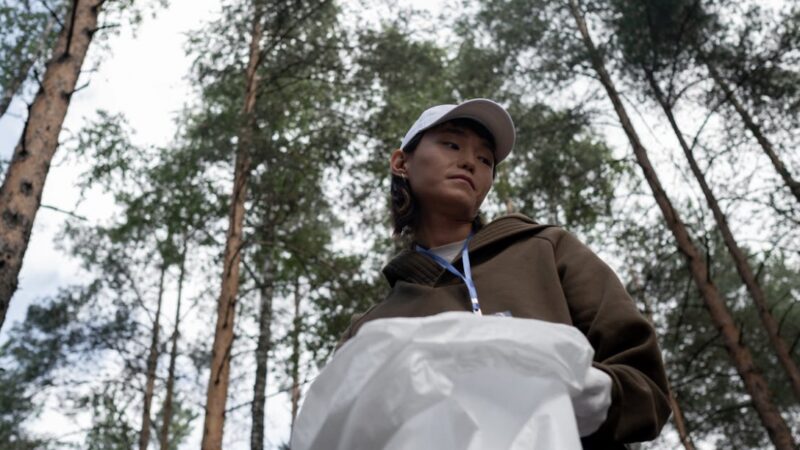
left=291, top=312, right=595, bottom=450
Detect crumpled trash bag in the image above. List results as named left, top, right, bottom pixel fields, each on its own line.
left=291, top=312, right=595, bottom=450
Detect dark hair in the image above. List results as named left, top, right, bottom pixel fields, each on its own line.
left=391, top=118, right=496, bottom=238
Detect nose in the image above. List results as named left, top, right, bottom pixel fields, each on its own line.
left=457, top=148, right=477, bottom=173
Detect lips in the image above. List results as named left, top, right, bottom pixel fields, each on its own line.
left=449, top=174, right=475, bottom=190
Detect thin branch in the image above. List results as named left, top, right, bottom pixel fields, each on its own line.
left=70, top=80, right=91, bottom=95
left=40, top=203, right=87, bottom=220
left=39, top=0, right=65, bottom=28
left=688, top=99, right=725, bottom=152
left=776, top=297, right=798, bottom=335
left=89, top=22, right=120, bottom=33
left=257, top=0, right=334, bottom=65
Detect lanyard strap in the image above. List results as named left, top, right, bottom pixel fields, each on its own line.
left=416, top=234, right=482, bottom=315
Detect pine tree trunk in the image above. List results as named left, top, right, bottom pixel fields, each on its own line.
left=646, top=70, right=800, bottom=403
left=139, top=264, right=167, bottom=450
left=634, top=273, right=696, bottom=450
left=0, top=0, right=104, bottom=330
left=703, top=58, right=800, bottom=206
left=250, top=257, right=275, bottom=450
left=669, top=390, right=696, bottom=450
left=200, top=2, right=264, bottom=448
left=566, top=2, right=797, bottom=448
left=290, top=278, right=303, bottom=429
left=159, top=247, right=187, bottom=450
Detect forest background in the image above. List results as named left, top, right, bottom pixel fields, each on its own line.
left=0, top=0, right=799, bottom=449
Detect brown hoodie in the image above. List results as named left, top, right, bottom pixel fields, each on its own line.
left=340, top=214, right=671, bottom=448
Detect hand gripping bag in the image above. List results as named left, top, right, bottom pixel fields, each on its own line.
left=291, top=312, right=595, bottom=450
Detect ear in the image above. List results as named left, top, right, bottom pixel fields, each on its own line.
left=389, top=148, right=409, bottom=177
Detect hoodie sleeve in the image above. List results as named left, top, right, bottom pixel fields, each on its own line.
left=552, top=230, right=671, bottom=445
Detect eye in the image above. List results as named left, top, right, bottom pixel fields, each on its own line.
left=479, top=156, right=493, bottom=167
left=441, top=141, right=459, bottom=150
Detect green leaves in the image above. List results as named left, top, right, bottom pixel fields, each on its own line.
left=497, top=102, right=628, bottom=230
left=0, top=0, right=65, bottom=115
left=623, top=217, right=800, bottom=448
left=0, top=368, right=44, bottom=450
left=83, top=386, right=137, bottom=450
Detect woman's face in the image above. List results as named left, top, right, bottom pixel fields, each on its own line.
left=391, top=122, right=495, bottom=222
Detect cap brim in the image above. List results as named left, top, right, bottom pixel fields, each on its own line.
left=427, top=99, right=515, bottom=164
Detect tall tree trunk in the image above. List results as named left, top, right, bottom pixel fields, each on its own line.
left=703, top=58, right=800, bottom=206
left=645, top=69, right=800, bottom=403
left=250, top=257, right=275, bottom=450
left=0, top=17, right=55, bottom=119
left=159, top=247, right=187, bottom=450
left=669, top=390, right=695, bottom=450
left=201, top=3, right=264, bottom=449
left=566, top=3, right=797, bottom=449
left=0, top=0, right=104, bottom=330
left=633, top=272, right=696, bottom=450
left=290, top=278, right=303, bottom=429
left=139, top=264, right=167, bottom=450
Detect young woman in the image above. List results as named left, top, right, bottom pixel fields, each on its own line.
left=338, top=99, right=671, bottom=449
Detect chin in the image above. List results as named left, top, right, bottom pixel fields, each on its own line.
left=420, top=190, right=482, bottom=221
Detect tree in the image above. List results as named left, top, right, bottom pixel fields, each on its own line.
left=84, top=386, right=138, bottom=450
left=0, top=355, right=47, bottom=449
left=159, top=241, right=188, bottom=450
left=0, top=281, right=138, bottom=448
left=200, top=2, right=266, bottom=446
left=155, top=394, right=198, bottom=450
left=692, top=4, right=800, bottom=241
left=347, top=17, right=628, bottom=246
left=618, top=214, right=800, bottom=448
left=0, top=0, right=61, bottom=118
left=700, top=13, right=800, bottom=207
left=187, top=1, right=354, bottom=446
left=604, top=0, right=800, bottom=403
left=249, top=249, right=274, bottom=450
left=5, top=108, right=222, bottom=448
left=138, top=261, right=166, bottom=450
left=0, top=0, right=168, bottom=330
left=494, top=102, right=628, bottom=233
left=0, top=0, right=105, bottom=329
left=566, top=1, right=796, bottom=448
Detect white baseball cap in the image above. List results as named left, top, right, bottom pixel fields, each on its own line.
left=400, top=98, right=516, bottom=163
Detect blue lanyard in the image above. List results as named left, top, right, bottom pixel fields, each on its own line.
left=415, top=234, right=482, bottom=315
